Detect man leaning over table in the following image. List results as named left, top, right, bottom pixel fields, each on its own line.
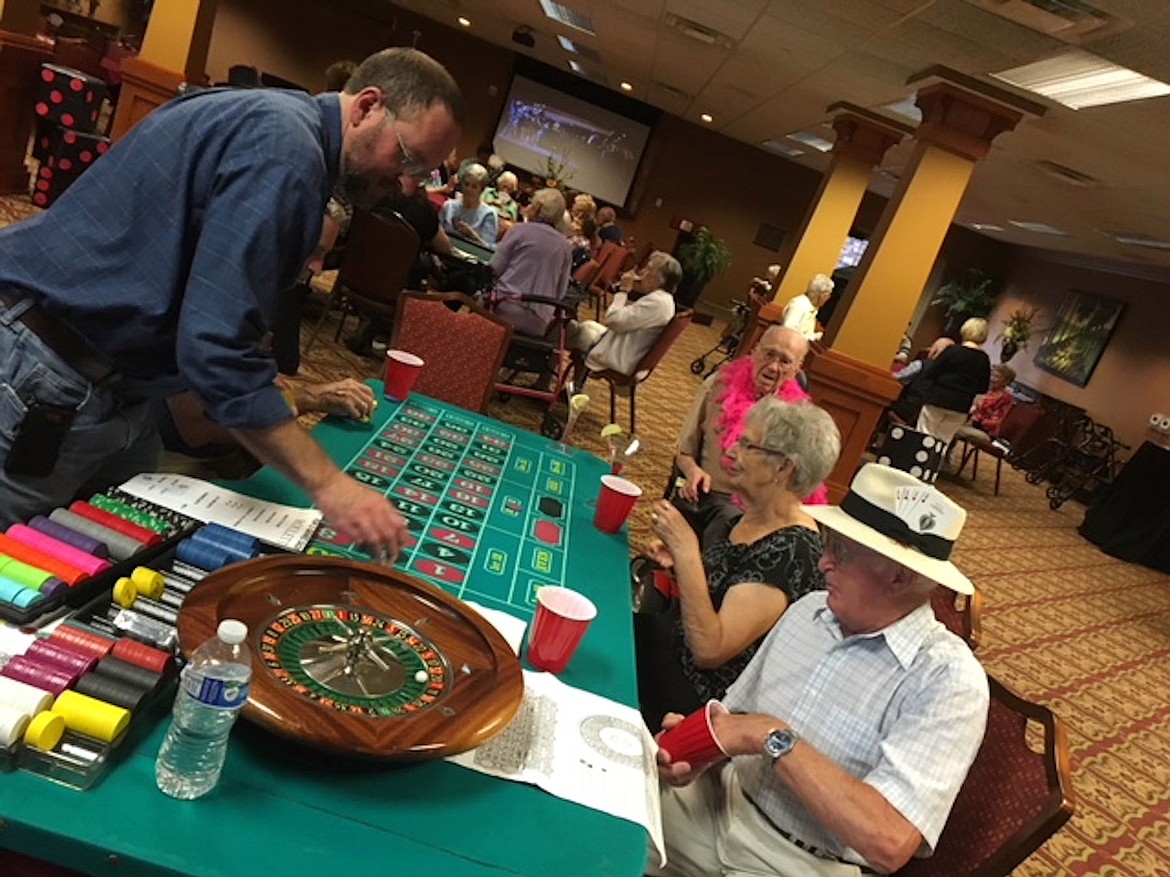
left=652, top=463, right=988, bottom=876
left=568, top=250, right=681, bottom=381
left=0, top=48, right=463, bottom=560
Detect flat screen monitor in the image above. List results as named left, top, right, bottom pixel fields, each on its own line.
left=493, top=74, right=652, bottom=207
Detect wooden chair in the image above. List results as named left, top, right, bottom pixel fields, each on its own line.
left=575, top=308, right=692, bottom=433
left=930, top=585, right=984, bottom=650
left=588, top=241, right=628, bottom=317
left=894, top=675, right=1074, bottom=877
left=952, top=402, right=1044, bottom=496
left=391, top=292, right=512, bottom=414
left=304, top=209, right=420, bottom=354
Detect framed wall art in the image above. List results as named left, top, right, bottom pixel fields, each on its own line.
left=1033, top=290, right=1125, bottom=387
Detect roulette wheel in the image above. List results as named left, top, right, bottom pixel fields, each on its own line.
left=177, top=555, right=523, bottom=760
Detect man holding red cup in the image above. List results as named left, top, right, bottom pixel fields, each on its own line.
left=650, top=465, right=988, bottom=876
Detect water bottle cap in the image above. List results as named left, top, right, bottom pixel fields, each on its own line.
left=217, top=619, right=248, bottom=644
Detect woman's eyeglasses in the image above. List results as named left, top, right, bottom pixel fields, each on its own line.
left=734, top=436, right=788, bottom=458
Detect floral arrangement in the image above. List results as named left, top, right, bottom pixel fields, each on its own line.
left=540, top=154, right=573, bottom=189
left=1001, top=306, right=1038, bottom=348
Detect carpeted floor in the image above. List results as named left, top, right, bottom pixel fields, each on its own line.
left=6, top=191, right=1170, bottom=876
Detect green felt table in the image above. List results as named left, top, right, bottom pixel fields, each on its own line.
left=0, top=389, right=645, bottom=877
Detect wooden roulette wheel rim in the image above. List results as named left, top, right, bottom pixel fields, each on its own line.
left=178, top=555, right=523, bottom=761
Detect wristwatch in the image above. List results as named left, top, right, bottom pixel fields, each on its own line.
left=763, top=727, right=799, bottom=761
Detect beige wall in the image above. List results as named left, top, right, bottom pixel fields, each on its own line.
left=986, top=254, right=1170, bottom=452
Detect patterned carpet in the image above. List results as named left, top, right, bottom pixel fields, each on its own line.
left=6, top=192, right=1170, bottom=875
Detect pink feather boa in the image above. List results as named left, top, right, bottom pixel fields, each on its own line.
left=713, top=357, right=829, bottom=505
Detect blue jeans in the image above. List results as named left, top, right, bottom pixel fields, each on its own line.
left=0, top=296, right=161, bottom=528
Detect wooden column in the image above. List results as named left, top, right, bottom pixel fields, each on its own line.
left=0, top=30, right=52, bottom=194
left=109, top=0, right=216, bottom=142
left=814, top=67, right=1044, bottom=500
left=736, top=106, right=909, bottom=358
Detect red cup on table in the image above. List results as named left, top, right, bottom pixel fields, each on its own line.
left=593, top=475, right=642, bottom=534
left=657, top=699, right=730, bottom=767
left=384, top=350, right=425, bottom=401
left=526, top=586, right=597, bottom=674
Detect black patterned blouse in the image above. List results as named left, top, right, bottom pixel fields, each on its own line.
left=675, top=519, right=825, bottom=706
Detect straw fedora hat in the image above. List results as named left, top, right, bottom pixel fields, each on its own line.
left=804, top=463, right=973, bottom=595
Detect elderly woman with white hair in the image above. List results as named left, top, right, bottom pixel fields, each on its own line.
left=635, top=396, right=841, bottom=730
left=439, top=162, right=498, bottom=248
left=916, top=316, right=992, bottom=444
left=780, top=272, right=835, bottom=341
left=484, top=170, right=519, bottom=222
left=488, top=187, right=574, bottom=337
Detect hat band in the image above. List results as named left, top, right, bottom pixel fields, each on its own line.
left=840, top=493, right=954, bottom=561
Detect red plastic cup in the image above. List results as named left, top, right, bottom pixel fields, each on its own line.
left=657, top=699, right=730, bottom=766
left=526, top=586, right=597, bottom=674
left=593, top=475, right=642, bottom=534
left=384, top=350, right=424, bottom=401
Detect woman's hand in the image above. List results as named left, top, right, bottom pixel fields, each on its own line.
left=650, top=500, right=699, bottom=561
left=680, top=467, right=711, bottom=502
left=646, top=538, right=675, bottom=569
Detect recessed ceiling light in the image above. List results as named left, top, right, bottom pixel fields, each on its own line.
left=457, top=16, right=471, bottom=27
left=700, top=113, right=713, bottom=123
left=620, top=81, right=633, bottom=92
left=1009, top=220, right=1069, bottom=236
left=969, top=223, right=1004, bottom=232
left=557, top=35, right=600, bottom=61
left=992, top=49, right=1170, bottom=109
left=760, top=139, right=804, bottom=157
left=540, top=0, right=596, bottom=36
left=787, top=131, right=834, bottom=152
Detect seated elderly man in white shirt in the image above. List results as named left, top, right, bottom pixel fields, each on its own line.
left=652, top=463, right=989, bottom=877
left=569, top=251, right=681, bottom=379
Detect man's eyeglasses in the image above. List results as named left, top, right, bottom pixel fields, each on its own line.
left=385, top=110, right=431, bottom=177
left=734, top=436, right=788, bottom=458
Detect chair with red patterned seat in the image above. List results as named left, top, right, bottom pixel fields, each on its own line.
left=893, top=675, right=1074, bottom=877
left=391, top=292, right=512, bottom=414
left=930, top=584, right=984, bottom=650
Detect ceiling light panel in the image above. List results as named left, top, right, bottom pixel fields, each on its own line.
left=992, top=49, right=1170, bottom=109
left=540, top=0, right=596, bottom=35
left=557, top=35, right=600, bottom=62
left=1009, top=220, right=1070, bottom=235
left=760, top=139, right=805, bottom=157
left=787, top=130, right=834, bottom=152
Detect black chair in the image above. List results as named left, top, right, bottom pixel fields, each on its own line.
left=303, top=209, right=420, bottom=355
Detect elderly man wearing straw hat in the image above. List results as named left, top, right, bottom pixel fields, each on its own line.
left=652, top=464, right=989, bottom=876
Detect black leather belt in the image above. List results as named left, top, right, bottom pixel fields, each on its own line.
left=0, top=288, right=120, bottom=389
left=742, top=788, right=877, bottom=874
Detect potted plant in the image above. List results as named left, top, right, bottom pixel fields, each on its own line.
left=931, top=268, right=999, bottom=336
left=676, top=226, right=732, bottom=308
left=998, top=306, right=1037, bottom=363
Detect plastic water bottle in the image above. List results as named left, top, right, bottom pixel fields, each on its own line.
left=155, top=619, right=252, bottom=800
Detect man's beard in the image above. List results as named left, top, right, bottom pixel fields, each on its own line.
left=339, top=172, right=395, bottom=210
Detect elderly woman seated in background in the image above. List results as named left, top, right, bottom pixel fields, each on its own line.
left=439, top=162, right=498, bottom=248
left=635, top=397, right=841, bottom=730
left=488, top=188, right=573, bottom=338
left=484, top=170, right=520, bottom=223
left=916, top=317, right=992, bottom=445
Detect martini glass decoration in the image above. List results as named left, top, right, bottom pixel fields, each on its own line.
left=601, top=423, right=642, bottom=474
left=561, top=392, right=591, bottom=444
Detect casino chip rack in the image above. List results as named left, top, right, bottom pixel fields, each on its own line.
left=0, top=495, right=271, bottom=789
left=306, top=397, right=579, bottom=622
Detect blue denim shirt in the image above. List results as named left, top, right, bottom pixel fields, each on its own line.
left=0, top=88, right=341, bottom=430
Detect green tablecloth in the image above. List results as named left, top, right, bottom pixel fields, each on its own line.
left=0, top=389, right=645, bottom=876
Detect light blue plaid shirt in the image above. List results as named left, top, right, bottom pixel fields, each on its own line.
left=724, top=592, right=988, bottom=863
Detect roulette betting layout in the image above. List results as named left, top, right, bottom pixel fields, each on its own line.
left=303, top=396, right=584, bottom=621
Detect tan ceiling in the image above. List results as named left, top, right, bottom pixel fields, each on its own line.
left=377, top=0, right=1170, bottom=277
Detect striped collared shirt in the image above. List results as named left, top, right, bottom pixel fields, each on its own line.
left=723, top=592, right=988, bottom=863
